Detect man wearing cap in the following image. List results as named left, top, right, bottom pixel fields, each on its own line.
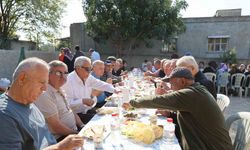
left=0, top=78, right=10, bottom=94
left=123, top=67, right=233, bottom=150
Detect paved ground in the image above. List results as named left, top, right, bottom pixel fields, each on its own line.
left=224, top=96, right=250, bottom=119
left=223, top=96, right=250, bottom=148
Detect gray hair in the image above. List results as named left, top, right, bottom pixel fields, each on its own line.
left=74, top=56, right=91, bottom=68
left=13, top=57, right=49, bottom=81
left=176, top=56, right=199, bottom=73
left=48, top=60, right=68, bottom=71
left=92, top=60, right=104, bottom=68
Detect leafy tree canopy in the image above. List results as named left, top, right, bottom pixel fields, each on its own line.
left=0, top=0, right=66, bottom=49
left=83, top=0, right=188, bottom=55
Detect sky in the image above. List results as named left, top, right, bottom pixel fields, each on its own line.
left=21, top=0, right=250, bottom=40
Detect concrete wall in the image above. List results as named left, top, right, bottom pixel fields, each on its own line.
left=178, top=16, right=250, bottom=60
left=0, top=50, right=58, bottom=80
left=10, top=40, right=36, bottom=51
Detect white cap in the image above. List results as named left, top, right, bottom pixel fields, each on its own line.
left=0, top=78, right=11, bottom=89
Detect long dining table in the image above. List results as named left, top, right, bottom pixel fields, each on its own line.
left=77, top=106, right=182, bottom=150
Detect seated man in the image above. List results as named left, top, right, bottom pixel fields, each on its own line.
left=123, top=67, right=233, bottom=150
left=35, top=60, right=84, bottom=141
left=62, top=56, right=115, bottom=123
left=91, top=60, right=112, bottom=108
left=0, top=57, right=83, bottom=150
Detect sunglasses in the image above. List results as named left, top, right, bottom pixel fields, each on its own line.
left=81, top=66, right=91, bottom=72
left=50, top=71, right=68, bottom=77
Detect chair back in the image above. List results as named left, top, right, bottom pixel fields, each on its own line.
left=231, top=73, right=245, bottom=87
left=216, top=94, right=230, bottom=112
left=245, top=75, right=250, bottom=88
left=217, top=72, right=230, bottom=87
left=226, top=112, right=250, bottom=150
left=204, top=72, right=216, bottom=83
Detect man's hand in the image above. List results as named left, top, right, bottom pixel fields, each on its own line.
left=57, top=134, right=84, bottom=150
left=155, top=109, right=171, bottom=117
left=44, top=134, right=84, bottom=150
left=106, top=78, right=113, bottom=84
left=122, top=103, right=132, bottom=110
left=82, top=99, right=94, bottom=106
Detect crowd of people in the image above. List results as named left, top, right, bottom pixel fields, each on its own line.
left=0, top=46, right=237, bottom=150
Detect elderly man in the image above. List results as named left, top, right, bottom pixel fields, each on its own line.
left=62, top=56, right=114, bottom=123
left=91, top=60, right=112, bottom=108
left=176, top=56, right=216, bottom=99
left=0, top=57, right=83, bottom=150
left=123, top=67, right=233, bottom=150
left=35, top=60, right=84, bottom=142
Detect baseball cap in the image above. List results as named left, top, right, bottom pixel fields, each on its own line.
left=107, top=56, right=117, bottom=61
left=105, top=60, right=112, bottom=65
left=162, top=67, right=194, bottom=82
left=0, top=78, right=11, bottom=89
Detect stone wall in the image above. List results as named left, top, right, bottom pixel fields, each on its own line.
left=0, top=50, right=58, bottom=80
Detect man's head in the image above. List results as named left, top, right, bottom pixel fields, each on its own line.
left=10, top=57, right=49, bottom=104
left=163, top=60, right=172, bottom=76
left=107, top=56, right=117, bottom=67
left=104, top=60, right=113, bottom=73
left=88, top=48, right=94, bottom=54
left=0, top=78, right=10, bottom=94
left=74, top=56, right=92, bottom=80
left=176, top=56, right=199, bottom=76
left=75, top=45, right=80, bottom=51
left=92, top=60, right=105, bottom=77
left=162, top=67, right=194, bottom=90
left=48, top=60, right=68, bottom=90
left=154, top=59, right=161, bottom=70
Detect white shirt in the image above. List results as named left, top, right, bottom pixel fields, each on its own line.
left=62, top=71, right=114, bottom=114
left=91, top=51, right=100, bottom=62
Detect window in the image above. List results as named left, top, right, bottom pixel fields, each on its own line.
left=161, top=38, right=177, bottom=53
left=208, top=36, right=229, bottom=52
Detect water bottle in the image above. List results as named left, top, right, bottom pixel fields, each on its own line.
left=110, top=113, right=120, bottom=130
left=164, top=118, right=175, bottom=143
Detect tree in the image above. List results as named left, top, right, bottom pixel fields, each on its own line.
left=83, top=0, right=188, bottom=56
left=220, top=48, right=237, bottom=64
left=0, top=0, right=66, bottom=49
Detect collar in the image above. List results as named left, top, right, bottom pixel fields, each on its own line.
left=71, top=70, right=85, bottom=84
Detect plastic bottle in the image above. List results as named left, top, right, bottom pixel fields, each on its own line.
left=110, top=113, right=120, bottom=130
left=164, top=118, right=175, bottom=143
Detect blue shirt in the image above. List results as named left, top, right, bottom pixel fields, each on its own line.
left=91, top=72, right=107, bottom=103
left=0, top=94, right=56, bottom=150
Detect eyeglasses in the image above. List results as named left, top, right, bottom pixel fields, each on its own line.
left=50, top=71, right=68, bottom=77
left=81, top=66, right=91, bottom=72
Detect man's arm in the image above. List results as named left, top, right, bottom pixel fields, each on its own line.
left=90, top=75, right=115, bottom=93
left=130, top=88, right=194, bottom=111
left=46, top=114, right=78, bottom=136
left=74, top=113, right=84, bottom=128
left=0, top=113, right=23, bottom=150
left=43, top=134, right=84, bottom=150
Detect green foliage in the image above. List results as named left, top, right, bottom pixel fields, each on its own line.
left=83, top=0, right=188, bottom=55
left=220, top=48, right=237, bottom=64
left=0, top=0, right=66, bottom=49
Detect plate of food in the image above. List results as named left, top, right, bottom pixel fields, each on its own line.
left=79, top=124, right=111, bottom=140
left=121, top=121, right=163, bottom=144
left=96, top=107, right=118, bottom=115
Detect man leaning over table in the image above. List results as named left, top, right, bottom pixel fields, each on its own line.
left=62, top=56, right=115, bottom=124
left=123, top=67, right=233, bottom=150
left=0, top=57, right=83, bottom=150
left=35, top=60, right=84, bottom=142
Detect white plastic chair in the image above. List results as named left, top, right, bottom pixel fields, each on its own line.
left=204, top=72, right=216, bottom=83
left=216, top=94, right=230, bottom=112
left=231, top=73, right=245, bottom=97
left=226, top=112, right=250, bottom=150
left=217, top=72, right=230, bottom=95
left=244, top=75, right=250, bottom=97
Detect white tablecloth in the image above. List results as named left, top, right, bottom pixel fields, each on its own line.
left=78, top=109, right=181, bottom=150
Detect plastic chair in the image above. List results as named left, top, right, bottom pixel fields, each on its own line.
left=217, top=72, right=230, bottom=95
left=244, top=75, right=250, bottom=97
left=216, top=94, right=230, bottom=112
left=231, top=73, right=245, bottom=97
left=204, top=72, right=216, bottom=83
left=226, top=112, right=250, bottom=150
